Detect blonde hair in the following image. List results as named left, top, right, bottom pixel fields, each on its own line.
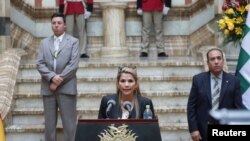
left=116, top=66, right=141, bottom=95
left=116, top=66, right=141, bottom=118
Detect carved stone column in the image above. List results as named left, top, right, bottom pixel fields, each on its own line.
left=100, top=2, right=128, bottom=57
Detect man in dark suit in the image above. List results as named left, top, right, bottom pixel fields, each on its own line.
left=187, top=48, right=244, bottom=141
left=36, top=12, right=80, bottom=141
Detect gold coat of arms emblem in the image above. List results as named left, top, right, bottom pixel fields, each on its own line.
left=98, top=124, right=138, bottom=141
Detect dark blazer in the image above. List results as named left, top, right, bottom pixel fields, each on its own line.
left=98, top=94, right=156, bottom=119
left=187, top=71, right=244, bottom=141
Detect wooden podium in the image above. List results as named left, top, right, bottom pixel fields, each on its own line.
left=75, top=119, right=162, bottom=141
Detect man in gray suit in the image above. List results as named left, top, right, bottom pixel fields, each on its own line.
left=36, top=12, right=80, bottom=141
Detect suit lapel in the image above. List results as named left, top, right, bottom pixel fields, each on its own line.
left=49, top=36, right=55, bottom=57
left=205, top=72, right=212, bottom=106
left=219, top=72, right=230, bottom=104
left=57, top=33, right=68, bottom=55
left=111, top=96, right=122, bottom=119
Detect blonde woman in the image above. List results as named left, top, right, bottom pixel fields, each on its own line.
left=98, top=66, right=156, bottom=119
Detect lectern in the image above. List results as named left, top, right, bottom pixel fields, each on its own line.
left=75, top=119, right=162, bottom=141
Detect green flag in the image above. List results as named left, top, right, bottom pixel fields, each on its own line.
left=236, top=10, right=250, bottom=109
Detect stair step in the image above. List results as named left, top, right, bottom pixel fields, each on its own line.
left=5, top=122, right=188, bottom=133
left=5, top=123, right=191, bottom=141
left=14, top=91, right=190, bottom=109
left=16, top=76, right=193, bottom=82
left=18, top=57, right=203, bottom=78
left=20, top=57, right=203, bottom=68
left=12, top=106, right=187, bottom=115
left=15, top=91, right=189, bottom=98
left=11, top=106, right=187, bottom=124
left=16, top=77, right=193, bottom=93
left=18, top=62, right=203, bottom=78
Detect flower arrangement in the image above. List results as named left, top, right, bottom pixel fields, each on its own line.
left=217, top=0, right=250, bottom=45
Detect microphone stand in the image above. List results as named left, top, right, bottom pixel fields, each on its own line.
left=106, top=110, right=110, bottom=119
left=128, top=111, right=132, bottom=119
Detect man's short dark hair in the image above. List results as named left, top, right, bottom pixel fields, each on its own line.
left=51, top=12, right=66, bottom=23
left=206, top=48, right=224, bottom=61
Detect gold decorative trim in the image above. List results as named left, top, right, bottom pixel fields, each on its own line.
left=98, top=124, right=137, bottom=141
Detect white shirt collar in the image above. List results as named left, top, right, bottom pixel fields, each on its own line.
left=54, top=32, right=65, bottom=42
left=211, top=72, right=223, bottom=80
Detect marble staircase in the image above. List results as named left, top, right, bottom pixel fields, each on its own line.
left=3, top=0, right=219, bottom=140
left=5, top=56, right=205, bottom=141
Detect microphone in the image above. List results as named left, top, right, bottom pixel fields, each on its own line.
left=123, top=101, right=133, bottom=113
left=105, top=99, right=116, bottom=118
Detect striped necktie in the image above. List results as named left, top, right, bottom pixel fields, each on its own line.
left=212, top=77, right=220, bottom=110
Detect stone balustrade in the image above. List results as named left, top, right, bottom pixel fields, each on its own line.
left=0, top=49, right=26, bottom=120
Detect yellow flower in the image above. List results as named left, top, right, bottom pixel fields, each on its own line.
left=225, top=8, right=235, bottom=14
left=237, top=6, right=246, bottom=15
left=218, top=19, right=226, bottom=29
left=235, top=27, right=243, bottom=35
left=224, top=18, right=235, bottom=30
left=227, top=22, right=234, bottom=31
left=235, top=17, right=244, bottom=24
left=224, top=29, right=229, bottom=35
left=217, top=1, right=249, bottom=44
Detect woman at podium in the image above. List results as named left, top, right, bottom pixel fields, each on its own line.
left=98, top=66, right=156, bottom=119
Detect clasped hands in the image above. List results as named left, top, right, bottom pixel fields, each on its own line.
left=50, top=75, right=63, bottom=91
left=137, top=6, right=170, bottom=16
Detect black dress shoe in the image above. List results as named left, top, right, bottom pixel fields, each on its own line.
left=140, top=52, right=148, bottom=57
left=80, top=54, right=89, bottom=58
left=158, top=52, right=168, bottom=57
